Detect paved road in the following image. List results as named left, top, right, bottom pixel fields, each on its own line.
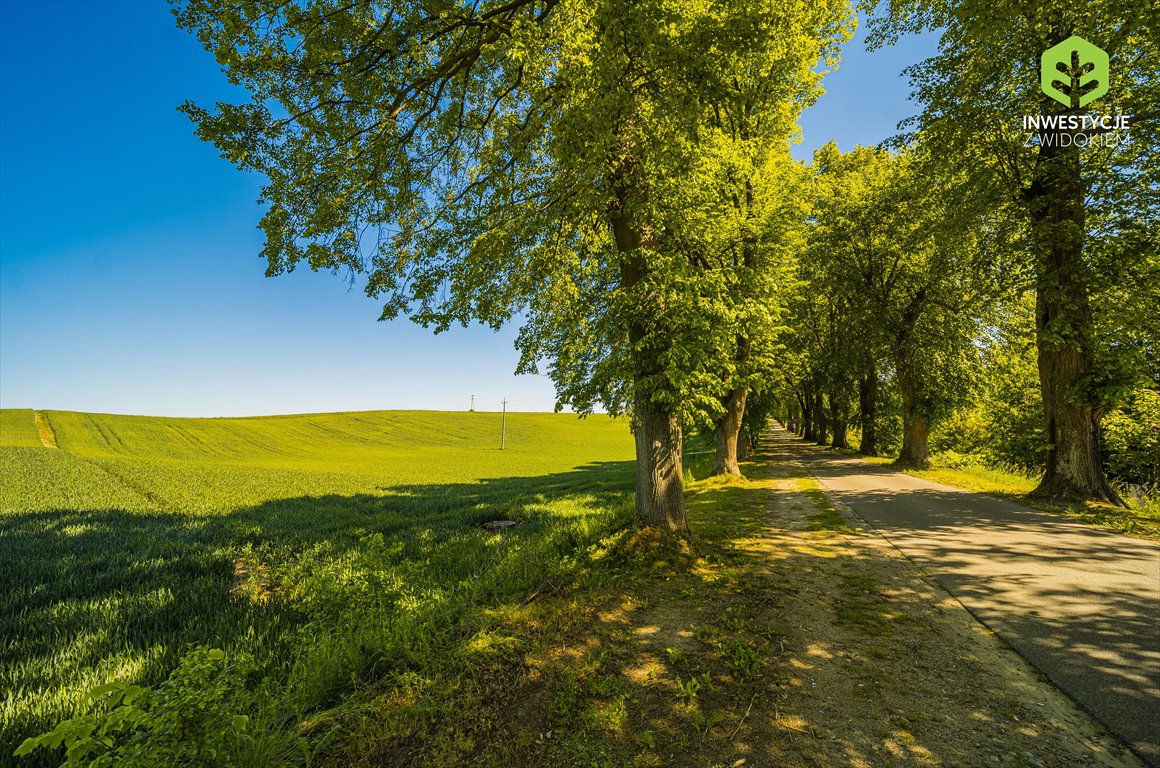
left=769, top=426, right=1160, bottom=766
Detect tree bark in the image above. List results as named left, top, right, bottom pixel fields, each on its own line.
left=802, top=388, right=815, bottom=441
left=829, top=391, right=848, bottom=450
left=614, top=194, right=688, bottom=530
left=896, top=385, right=930, bottom=467
left=1025, top=111, right=1124, bottom=505
left=712, top=386, right=748, bottom=477
left=858, top=358, right=878, bottom=455
left=632, top=402, right=687, bottom=530
left=890, top=289, right=930, bottom=468
left=814, top=390, right=828, bottom=446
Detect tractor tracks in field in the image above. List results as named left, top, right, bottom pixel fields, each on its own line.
left=31, top=409, right=169, bottom=510
left=33, top=410, right=57, bottom=448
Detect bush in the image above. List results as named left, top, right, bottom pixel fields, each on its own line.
left=929, top=408, right=988, bottom=455
left=930, top=450, right=988, bottom=470
left=15, top=648, right=254, bottom=767
left=1103, top=388, right=1160, bottom=486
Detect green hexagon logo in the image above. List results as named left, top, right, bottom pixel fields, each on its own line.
left=1041, top=35, right=1109, bottom=109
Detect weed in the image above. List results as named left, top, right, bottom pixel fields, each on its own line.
left=720, top=606, right=753, bottom=632
left=723, top=639, right=762, bottom=682
left=675, top=672, right=709, bottom=703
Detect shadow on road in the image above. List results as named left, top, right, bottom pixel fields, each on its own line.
left=768, top=427, right=1160, bottom=766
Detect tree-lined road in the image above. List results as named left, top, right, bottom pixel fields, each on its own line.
left=771, top=427, right=1160, bottom=766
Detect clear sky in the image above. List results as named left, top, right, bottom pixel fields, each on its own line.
left=0, top=1, right=938, bottom=417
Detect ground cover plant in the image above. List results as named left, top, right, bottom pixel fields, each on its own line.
left=0, top=408, right=635, bottom=764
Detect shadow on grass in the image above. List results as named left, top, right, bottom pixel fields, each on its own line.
left=10, top=435, right=1153, bottom=767
left=0, top=460, right=635, bottom=762
left=378, top=439, right=1146, bottom=768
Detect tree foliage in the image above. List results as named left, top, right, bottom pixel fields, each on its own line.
left=783, top=142, right=999, bottom=465
left=865, top=0, right=1159, bottom=500
left=177, top=0, right=852, bottom=527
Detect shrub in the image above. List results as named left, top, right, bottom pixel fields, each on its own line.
left=1103, top=388, right=1160, bottom=486
left=15, top=648, right=252, bottom=767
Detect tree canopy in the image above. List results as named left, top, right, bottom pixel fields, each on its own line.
left=178, top=0, right=1155, bottom=517
left=177, top=0, right=852, bottom=528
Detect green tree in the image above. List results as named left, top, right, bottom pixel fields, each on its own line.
left=700, top=152, right=805, bottom=476
left=785, top=245, right=854, bottom=449
left=867, top=0, right=1159, bottom=501
left=176, top=0, right=850, bottom=529
left=803, top=143, right=995, bottom=466
left=1103, top=389, right=1160, bottom=487
left=976, top=293, right=1048, bottom=472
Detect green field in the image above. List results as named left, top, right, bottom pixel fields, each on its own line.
left=0, top=409, right=635, bottom=762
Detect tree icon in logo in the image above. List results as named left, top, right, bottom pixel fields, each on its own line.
left=1041, top=35, right=1109, bottom=109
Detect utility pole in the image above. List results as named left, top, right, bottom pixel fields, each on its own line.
left=500, top=399, right=507, bottom=450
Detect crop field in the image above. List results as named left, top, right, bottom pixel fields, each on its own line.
left=0, top=409, right=635, bottom=761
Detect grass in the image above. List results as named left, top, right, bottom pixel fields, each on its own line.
left=343, top=438, right=1144, bottom=768
left=355, top=460, right=795, bottom=768
left=0, top=408, right=636, bottom=764
left=855, top=452, right=1160, bottom=539
left=857, top=454, right=1036, bottom=495
left=795, top=477, right=856, bottom=535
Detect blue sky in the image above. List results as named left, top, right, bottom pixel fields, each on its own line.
left=0, top=1, right=938, bottom=417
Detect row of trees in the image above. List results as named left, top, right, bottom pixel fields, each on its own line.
left=781, top=143, right=1002, bottom=466
left=780, top=0, right=1157, bottom=503
left=179, top=0, right=1156, bottom=528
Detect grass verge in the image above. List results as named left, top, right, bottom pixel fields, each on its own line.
left=855, top=453, right=1160, bottom=539
left=333, top=442, right=1143, bottom=767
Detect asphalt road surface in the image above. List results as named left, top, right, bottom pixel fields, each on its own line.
left=769, top=426, right=1160, bottom=766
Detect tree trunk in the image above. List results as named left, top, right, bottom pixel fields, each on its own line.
left=814, top=390, right=828, bottom=446
left=891, top=295, right=930, bottom=468
left=614, top=197, right=688, bottom=529
left=858, top=359, right=878, bottom=455
left=802, top=389, right=815, bottom=441
left=712, top=386, right=748, bottom=477
left=1025, top=106, right=1124, bottom=505
left=829, top=392, right=848, bottom=450
left=632, top=402, right=687, bottom=530
left=896, top=386, right=930, bottom=467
